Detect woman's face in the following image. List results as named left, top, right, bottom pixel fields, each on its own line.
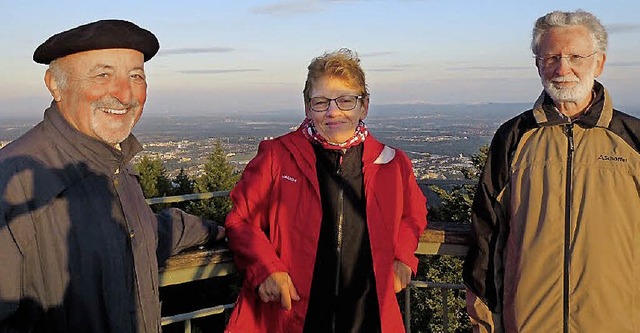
left=305, top=76, right=368, bottom=143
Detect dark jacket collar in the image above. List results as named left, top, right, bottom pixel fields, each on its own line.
left=43, top=101, right=143, bottom=176
left=532, top=80, right=614, bottom=128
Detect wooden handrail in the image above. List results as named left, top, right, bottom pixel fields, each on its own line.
left=160, top=221, right=471, bottom=286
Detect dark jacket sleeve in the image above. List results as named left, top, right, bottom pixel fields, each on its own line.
left=156, top=208, right=220, bottom=265
left=124, top=163, right=219, bottom=265
left=462, top=111, right=535, bottom=332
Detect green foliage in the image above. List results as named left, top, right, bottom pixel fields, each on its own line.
left=407, top=145, right=489, bottom=332
left=168, top=167, right=195, bottom=211
left=471, top=145, right=489, bottom=176
left=428, top=185, right=474, bottom=223
left=187, top=140, right=240, bottom=223
left=406, top=255, right=468, bottom=332
left=135, top=155, right=172, bottom=199
left=171, top=167, right=194, bottom=196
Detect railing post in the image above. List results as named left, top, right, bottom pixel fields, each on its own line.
left=184, top=319, right=191, bottom=333
left=405, top=283, right=411, bottom=333
left=441, top=287, right=449, bottom=332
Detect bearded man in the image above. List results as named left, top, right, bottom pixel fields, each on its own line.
left=0, top=20, right=224, bottom=332
left=463, top=10, right=640, bottom=333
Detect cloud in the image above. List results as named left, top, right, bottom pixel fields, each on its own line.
left=250, top=0, right=322, bottom=15
left=157, top=47, right=234, bottom=56
left=369, top=64, right=415, bottom=72
left=369, top=68, right=404, bottom=72
left=246, top=81, right=298, bottom=86
left=607, top=61, right=640, bottom=67
left=179, top=69, right=261, bottom=74
left=360, top=51, right=396, bottom=57
left=250, top=0, right=369, bottom=16
left=446, top=65, right=531, bottom=71
left=607, top=24, right=640, bottom=34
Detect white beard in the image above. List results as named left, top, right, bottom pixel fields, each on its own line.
left=542, top=67, right=596, bottom=104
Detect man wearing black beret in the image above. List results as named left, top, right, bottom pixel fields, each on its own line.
left=0, top=19, right=224, bottom=332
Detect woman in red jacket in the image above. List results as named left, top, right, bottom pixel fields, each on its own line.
left=225, top=48, right=427, bottom=333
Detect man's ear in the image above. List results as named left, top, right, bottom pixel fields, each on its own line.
left=594, top=52, right=606, bottom=78
left=44, top=70, right=62, bottom=102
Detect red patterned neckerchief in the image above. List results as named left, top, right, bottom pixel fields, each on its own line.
left=301, top=117, right=368, bottom=150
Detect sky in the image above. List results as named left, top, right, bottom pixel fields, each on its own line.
left=1, top=0, right=639, bottom=117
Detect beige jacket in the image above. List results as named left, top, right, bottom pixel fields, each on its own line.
left=463, top=81, right=640, bottom=332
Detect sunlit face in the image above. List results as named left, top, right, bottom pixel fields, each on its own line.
left=305, top=76, right=368, bottom=144
left=47, top=48, right=147, bottom=146
left=537, top=25, right=605, bottom=106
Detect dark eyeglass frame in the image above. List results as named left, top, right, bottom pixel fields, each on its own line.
left=307, top=95, right=365, bottom=112
left=535, top=51, right=598, bottom=67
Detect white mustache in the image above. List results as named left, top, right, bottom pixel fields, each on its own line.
left=93, top=97, right=140, bottom=110
left=551, top=76, right=579, bottom=83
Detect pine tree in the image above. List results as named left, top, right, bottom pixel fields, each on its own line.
left=187, top=140, right=240, bottom=223
left=135, top=155, right=172, bottom=199
left=134, top=155, right=173, bottom=212
left=171, top=167, right=194, bottom=196
left=170, top=167, right=195, bottom=211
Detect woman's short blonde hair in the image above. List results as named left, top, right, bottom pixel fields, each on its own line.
left=303, top=48, right=368, bottom=102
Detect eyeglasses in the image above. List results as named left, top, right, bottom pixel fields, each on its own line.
left=308, top=95, right=364, bottom=112
left=535, top=51, right=598, bottom=68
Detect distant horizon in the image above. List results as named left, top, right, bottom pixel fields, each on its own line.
left=2, top=1, right=639, bottom=117
left=1, top=99, right=639, bottom=121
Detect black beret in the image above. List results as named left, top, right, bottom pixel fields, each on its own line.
left=33, top=19, right=159, bottom=64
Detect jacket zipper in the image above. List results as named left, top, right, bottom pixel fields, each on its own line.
left=332, top=154, right=345, bottom=332
left=563, top=123, right=574, bottom=333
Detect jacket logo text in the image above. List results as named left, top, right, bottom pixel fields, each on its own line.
left=281, top=175, right=297, bottom=183
left=597, top=154, right=627, bottom=163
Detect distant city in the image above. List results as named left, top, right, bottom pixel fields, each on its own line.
left=2, top=102, right=639, bottom=181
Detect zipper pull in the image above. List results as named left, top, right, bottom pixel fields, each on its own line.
left=565, top=124, right=575, bottom=152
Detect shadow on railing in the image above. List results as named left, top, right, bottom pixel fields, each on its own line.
left=153, top=179, right=473, bottom=332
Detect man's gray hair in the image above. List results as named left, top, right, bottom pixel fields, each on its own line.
left=48, top=59, right=68, bottom=90
left=531, top=10, right=608, bottom=56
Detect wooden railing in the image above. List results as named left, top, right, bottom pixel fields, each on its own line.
left=160, top=221, right=470, bottom=286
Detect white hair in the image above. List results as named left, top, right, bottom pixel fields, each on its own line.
left=48, top=59, right=68, bottom=90
left=531, top=10, right=608, bottom=56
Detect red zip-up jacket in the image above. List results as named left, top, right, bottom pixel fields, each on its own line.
left=225, top=127, right=427, bottom=332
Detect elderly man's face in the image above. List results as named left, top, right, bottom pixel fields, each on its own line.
left=537, top=25, right=605, bottom=106
left=47, top=48, right=147, bottom=146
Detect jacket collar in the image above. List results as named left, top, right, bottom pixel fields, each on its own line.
left=281, top=125, right=389, bottom=185
left=362, top=133, right=386, bottom=164
left=532, top=80, right=613, bottom=128
left=281, top=126, right=398, bottom=205
left=286, top=125, right=388, bottom=165
left=43, top=101, right=143, bottom=176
